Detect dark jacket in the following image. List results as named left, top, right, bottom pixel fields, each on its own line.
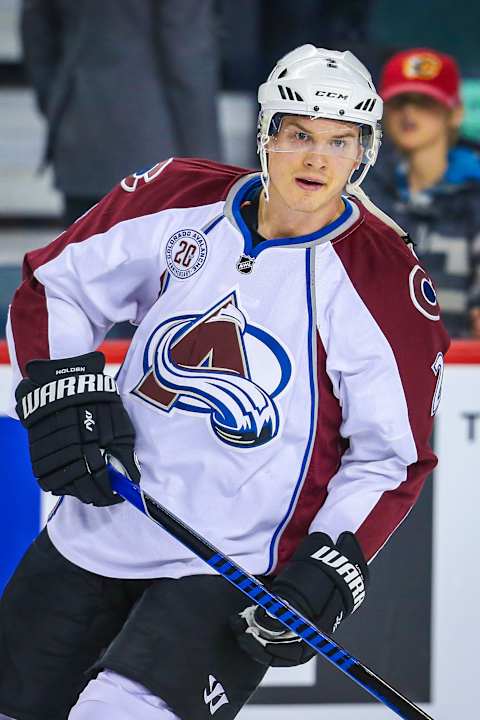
left=363, top=143, right=480, bottom=337
left=21, top=0, right=221, bottom=196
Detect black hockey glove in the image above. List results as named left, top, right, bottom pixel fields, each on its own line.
left=231, top=531, right=368, bottom=667
left=15, top=351, right=139, bottom=506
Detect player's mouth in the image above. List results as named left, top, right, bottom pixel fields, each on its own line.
left=295, top=177, right=327, bottom=191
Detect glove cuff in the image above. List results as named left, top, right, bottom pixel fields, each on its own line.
left=273, top=531, right=368, bottom=623
left=25, top=351, right=106, bottom=384
left=305, top=532, right=368, bottom=614
left=15, top=352, right=119, bottom=428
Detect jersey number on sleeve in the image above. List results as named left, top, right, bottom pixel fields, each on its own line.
left=431, top=352, right=444, bottom=416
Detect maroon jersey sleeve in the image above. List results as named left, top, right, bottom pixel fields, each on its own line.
left=8, top=158, right=248, bottom=377
left=331, top=207, right=449, bottom=561
left=299, top=204, right=450, bottom=563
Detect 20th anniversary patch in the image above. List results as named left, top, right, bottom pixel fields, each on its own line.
left=166, top=229, right=208, bottom=279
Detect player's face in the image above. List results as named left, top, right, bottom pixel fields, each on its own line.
left=266, top=116, right=362, bottom=217
left=384, top=93, right=461, bottom=153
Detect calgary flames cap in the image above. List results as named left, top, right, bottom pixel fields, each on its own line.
left=380, top=48, right=461, bottom=108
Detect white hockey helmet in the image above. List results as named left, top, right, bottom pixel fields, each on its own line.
left=257, top=44, right=383, bottom=197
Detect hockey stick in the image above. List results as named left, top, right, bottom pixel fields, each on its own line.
left=107, top=459, right=433, bottom=720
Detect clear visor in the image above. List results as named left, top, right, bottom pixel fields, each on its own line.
left=265, top=117, right=364, bottom=161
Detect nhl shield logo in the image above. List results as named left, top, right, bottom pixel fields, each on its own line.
left=236, top=254, right=255, bottom=274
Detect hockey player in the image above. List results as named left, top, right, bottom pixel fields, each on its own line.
left=0, top=45, right=448, bottom=720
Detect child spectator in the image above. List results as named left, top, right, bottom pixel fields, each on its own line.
left=364, top=48, right=480, bottom=337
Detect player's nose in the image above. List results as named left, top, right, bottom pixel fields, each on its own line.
left=303, top=152, right=328, bottom=170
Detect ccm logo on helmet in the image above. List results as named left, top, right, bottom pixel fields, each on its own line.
left=311, top=546, right=366, bottom=611
left=314, top=90, right=349, bottom=100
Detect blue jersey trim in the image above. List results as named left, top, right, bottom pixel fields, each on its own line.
left=204, top=214, right=224, bottom=235
left=160, top=272, right=171, bottom=297
left=231, top=176, right=353, bottom=258
left=266, top=248, right=317, bottom=573
left=231, top=176, right=261, bottom=254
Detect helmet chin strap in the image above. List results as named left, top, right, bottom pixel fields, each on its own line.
left=346, top=162, right=371, bottom=192
left=259, top=139, right=270, bottom=202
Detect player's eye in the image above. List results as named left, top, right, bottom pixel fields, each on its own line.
left=294, top=131, right=311, bottom=143
left=330, top=138, right=347, bottom=148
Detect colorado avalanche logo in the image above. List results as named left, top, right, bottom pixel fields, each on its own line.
left=132, top=292, right=292, bottom=448
left=409, top=265, right=440, bottom=321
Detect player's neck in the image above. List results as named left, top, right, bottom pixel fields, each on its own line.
left=406, top=138, right=449, bottom=194
left=257, top=190, right=345, bottom=239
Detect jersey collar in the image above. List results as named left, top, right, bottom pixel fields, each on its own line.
left=224, top=173, right=360, bottom=257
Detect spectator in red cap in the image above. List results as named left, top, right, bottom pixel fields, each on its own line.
left=363, top=48, right=480, bottom=338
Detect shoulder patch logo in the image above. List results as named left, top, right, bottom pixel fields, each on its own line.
left=409, top=265, right=440, bottom=321
left=166, top=229, right=208, bottom=280
left=121, top=158, right=172, bottom=192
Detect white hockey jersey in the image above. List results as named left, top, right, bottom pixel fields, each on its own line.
left=7, top=158, right=450, bottom=579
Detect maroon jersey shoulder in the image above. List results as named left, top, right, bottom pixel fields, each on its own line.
left=339, top=198, right=417, bottom=272
left=117, top=157, right=253, bottom=214
left=12, top=158, right=254, bottom=374
left=336, top=198, right=449, bottom=338
left=23, top=158, right=252, bottom=277
left=334, top=196, right=450, bottom=365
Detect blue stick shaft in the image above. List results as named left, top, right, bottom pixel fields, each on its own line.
left=108, top=464, right=433, bottom=720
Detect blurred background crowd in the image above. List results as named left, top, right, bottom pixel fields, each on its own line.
left=1, top=0, right=480, bottom=340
